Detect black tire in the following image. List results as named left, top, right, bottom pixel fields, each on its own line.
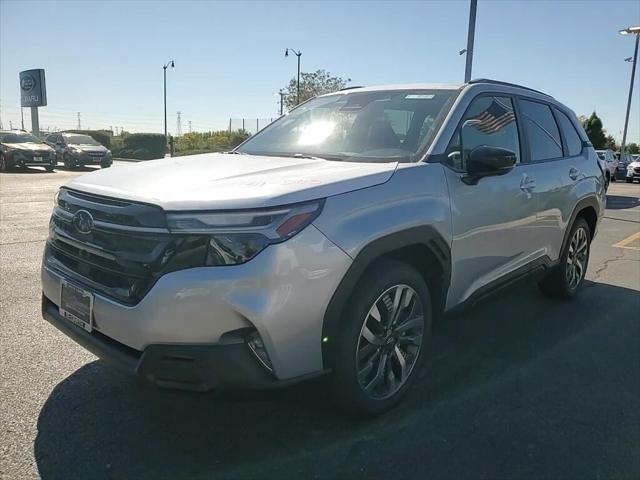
left=63, top=153, right=74, bottom=170
left=0, top=154, right=7, bottom=172
left=45, top=165, right=54, bottom=172
left=101, top=162, right=112, bottom=169
left=538, top=217, right=591, bottom=299
left=604, top=172, right=610, bottom=190
left=330, top=259, right=432, bottom=415
left=627, top=178, right=634, bottom=183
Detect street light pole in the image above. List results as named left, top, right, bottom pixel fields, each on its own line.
left=619, top=26, right=640, bottom=157
left=464, top=0, right=478, bottom=82
left=285, top=48, right=302, bottom=105
left=278, top=90, right=287, bottom=116
left=163, top=60, right=175, bottom=143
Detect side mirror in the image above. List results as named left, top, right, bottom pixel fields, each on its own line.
left=463, top=145, right=517, bottom=184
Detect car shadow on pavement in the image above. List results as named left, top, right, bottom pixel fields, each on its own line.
left=0, top=167, right=54, bottom=174
left=606, top=194, right=640, bottom=210
left=34, top=280, right=640, bottom=480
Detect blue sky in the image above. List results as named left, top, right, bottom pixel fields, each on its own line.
left=1, top=0, right=638, bottom=142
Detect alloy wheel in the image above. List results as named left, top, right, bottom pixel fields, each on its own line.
left=566, top=226, right=588, bottom=290
left=356, top=284, right=424, bottom=400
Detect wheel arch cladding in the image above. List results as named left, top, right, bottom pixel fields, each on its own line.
left=321, top=226, right=451, bottom=370
left=561, top=196, right=600, bottom=255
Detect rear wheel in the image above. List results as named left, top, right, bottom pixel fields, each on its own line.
left=0, top=154, right=7, bottom=172
left=330, top=260, right=432, bottom=415
left=539, top=217, right=591, bottom=299
left=604, top=172, right=610, bottom=190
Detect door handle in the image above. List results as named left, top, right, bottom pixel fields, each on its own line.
left=569, top=168, right=580, bottom=181
left=520, top=174, right=536, bottom=192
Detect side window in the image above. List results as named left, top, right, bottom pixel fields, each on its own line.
left=520, top=99, right=562, bottom=161
left=554, top=108, right=583, bottom=157
left=445, top=96, right=520, bottom=171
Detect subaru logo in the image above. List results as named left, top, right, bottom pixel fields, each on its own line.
left=72, top=210, right=94, bottom=235
left=20, top=74, right=35, bottom=92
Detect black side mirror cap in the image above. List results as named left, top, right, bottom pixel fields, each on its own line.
left=463, top=146, right=517, bottom=184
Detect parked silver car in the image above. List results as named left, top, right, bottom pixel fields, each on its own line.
left=595, top=149, right=618, bottom=185
left=45, top=133, right=112, bottom=169
left=41, top=79, right=604, bottom=414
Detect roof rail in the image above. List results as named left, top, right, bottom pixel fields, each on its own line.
left=468, top=78, right=552, bottom=97
left=339, top=85, right=364, bottom=91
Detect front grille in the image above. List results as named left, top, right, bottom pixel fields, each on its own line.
left=634, top=167, right=640, bottom=174
left=88, top=152, right=104, bottom=158
left=45, top=188, right=208, bottom=305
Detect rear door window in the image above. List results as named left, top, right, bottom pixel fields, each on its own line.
left=554, top=109, right=583, bottom=157
left=520, top=99, right=563, bottom=161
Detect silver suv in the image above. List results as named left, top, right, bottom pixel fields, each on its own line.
left=41, top=79, right=605, bottom=414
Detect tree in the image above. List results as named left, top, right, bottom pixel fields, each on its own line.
left=581, top=112, right=607, bottom=149
left=603, top=134, right=618, bottom=151
left=283, top=69, right=350, bottom=111
left=626, top=142, right=639, bottom=154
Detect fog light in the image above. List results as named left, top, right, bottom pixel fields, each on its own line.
left=246, top=330, right=273, bottom=371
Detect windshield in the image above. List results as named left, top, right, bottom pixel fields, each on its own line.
left=1, top=133, right=39, bottom=144
left=66, top=135, right=100, bottom=146
left=237, top=89, right=457, bottom=162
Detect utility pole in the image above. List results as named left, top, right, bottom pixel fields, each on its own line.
left=619, top=26, right=640, bottom=157
left=163, top=60, right=175, bottom=143
left=464, top=0, right=478, bottom=82
left=21, top=108, right=24, bottom=130
left=77, top=112, right=81, bottom=130
left=176, top=111, right=182, bottom=137
left=278, top=90, right=287, bottom=115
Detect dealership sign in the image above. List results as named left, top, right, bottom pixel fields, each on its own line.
left=19, top=69, right=47, bottom=107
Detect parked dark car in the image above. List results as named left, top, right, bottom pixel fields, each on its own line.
left=0, top=130, right=56, bottom=172
left=45, top=133, right=112, bottom=169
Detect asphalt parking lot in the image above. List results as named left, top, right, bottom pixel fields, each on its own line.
left=1, top=163, right=639, bottom=480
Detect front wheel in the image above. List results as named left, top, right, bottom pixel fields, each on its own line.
left=330, top=260, right=432, bottom=415
left=627, top=177, right=634, bottom=184
left=0, top=154, right=7, bottom=172
left=63, top=153, right=74, bottom=170
left=539, top=217, right=591, bottom=299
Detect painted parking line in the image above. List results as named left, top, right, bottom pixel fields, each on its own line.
left=613, top=231, right=640, bottom=251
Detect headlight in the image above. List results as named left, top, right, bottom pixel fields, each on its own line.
left=166, top=200, right=324, bottom=265
left=71, top=147, right=83, bottom=154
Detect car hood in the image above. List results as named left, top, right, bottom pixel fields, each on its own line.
left=4, top=142, right=53, bottom=152
left=65, top=152, right=397, bottom=210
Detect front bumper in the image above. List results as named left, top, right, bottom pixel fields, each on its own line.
left=42, top=295, right=308, bottom=390
left=7, top=151, right=56, bottom=167
left=70, top=153, right=111, bottom=165
left=41, top=224, right=352, bottom=383
left=626, top=169, right=640, bottom=180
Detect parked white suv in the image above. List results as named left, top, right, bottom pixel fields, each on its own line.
left=42, top=79, right=604, bottom=413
